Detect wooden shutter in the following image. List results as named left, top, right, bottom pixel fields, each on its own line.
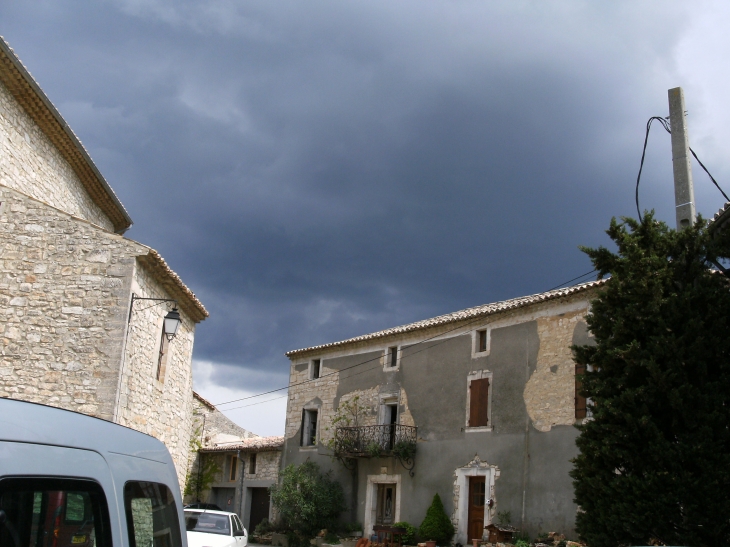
left=575, top=363, right=587, bottom=419
left=469, top=378, right=490, bottom=427
left=300, top=409, right=306, bottom=446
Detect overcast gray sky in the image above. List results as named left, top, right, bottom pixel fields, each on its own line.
left=3, top=0, right=730, bottom=435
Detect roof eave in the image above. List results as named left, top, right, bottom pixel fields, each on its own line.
left=0, top=36, right=133, bottom=233
left=286, top=279, right=604, bottom=358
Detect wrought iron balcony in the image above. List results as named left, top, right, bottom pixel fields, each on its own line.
left=334, top=424, right=417, bottom=475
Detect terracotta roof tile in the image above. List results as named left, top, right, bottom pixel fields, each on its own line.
left=137, top=249, right=209, bottom=323
left=286, top=279, right=605, bottom=358
left=200, top=436, right=284, bottom=453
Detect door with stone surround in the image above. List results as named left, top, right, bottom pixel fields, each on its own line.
left=375, top=484, right=396, bottom=525
left=467, top=476, right=486, bottom=541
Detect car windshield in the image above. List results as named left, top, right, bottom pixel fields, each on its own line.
left=185, top=512, right=231, bottom=536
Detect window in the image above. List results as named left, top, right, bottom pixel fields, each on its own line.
left=124, top=481, right=182, bottom=547
left=387, top=346, right=398, bottom=368
left=466, top=371, right=492, bottom=429
left=156, top=325, right=170, bottom=382
left=184, top=511, right=230, bottom=536
left=229, top=455, right=238, bottom=481
left=575, top=363, right=587, bottom=419
left=249, top=453, right=257, bottom=475
left=310, top=359, right=321, bottom=380
left=0, top=477, right=112, bottom=547
left=469, top=378, right=490, bottom=427
left=476, top=329, right=487, bottom=353
left=301, top=409, right=318, bottom=447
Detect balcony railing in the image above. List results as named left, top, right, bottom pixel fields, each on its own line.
left=334, top=424, right=417, bottom=475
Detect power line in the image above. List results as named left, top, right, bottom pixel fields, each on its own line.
left=635, top=116, right=728, bottom=222
left=214, top=268, right=599, bottom=409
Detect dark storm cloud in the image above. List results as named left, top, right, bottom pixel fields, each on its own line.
left=3, top=1, right=721, bottom=396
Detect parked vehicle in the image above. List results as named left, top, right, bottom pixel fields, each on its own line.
left=184, top=503, right=222, bottom=511
left=0, top=397, right=187, bottom=547
left=184, top=510, right=247, bottom=547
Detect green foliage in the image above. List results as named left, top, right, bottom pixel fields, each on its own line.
left=270, top=461, right=346, bottom=536
left=365, top=441, right=383, bottom=458
left=341, top=523, right=363, bottom=534
left=392, top=522, right=417, bottom=545
left=326, top=396, right=364, bottom=452
left=496, top=510, right=512, bottom=526
left=254, top=518, right=273, bottom=535
left=418, top=494, right=454, bottom=546
left=183, top=421, right=221, bottom=501
left=391, top=440, right=416, bottom=462
left=323, top=532, right=340, bottom=545
left=571, top=213, right=730, bottom=547
left=514, top=541, right=529, bottom=547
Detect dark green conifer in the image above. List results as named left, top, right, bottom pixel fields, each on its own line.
left=418, top=493, right=454, bottom=546
left=571, top=213, right=730, bottom=547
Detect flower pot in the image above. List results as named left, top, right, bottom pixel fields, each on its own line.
left=425, top=541, right=437, bottom=547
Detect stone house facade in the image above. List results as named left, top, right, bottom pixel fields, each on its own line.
left=282, top=282, right=601, bottom=541
left=0, top=36, right=208, bottom=487
left=188, top=392, right=281, bottom=531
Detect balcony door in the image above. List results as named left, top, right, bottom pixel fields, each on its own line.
left=375, top=483, right=396, bottom=525
left=380, top=402, right=398, bottom=449
left=467, top=476, right=486, bottom=541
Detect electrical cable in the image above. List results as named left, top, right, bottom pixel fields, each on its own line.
left=635, top=115, right=729, bottom=221
left=214, top=268, right=599, bottom=409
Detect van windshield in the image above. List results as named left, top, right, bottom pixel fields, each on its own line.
left=184, top=512, right=231, bottom=536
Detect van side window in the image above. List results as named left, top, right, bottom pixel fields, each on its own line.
left=0, top=477, right=112, bottom=547
left=124, top=481, right=182, bottom=547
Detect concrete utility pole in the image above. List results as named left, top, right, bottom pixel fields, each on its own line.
left=668, top=87, right=696, bottom=229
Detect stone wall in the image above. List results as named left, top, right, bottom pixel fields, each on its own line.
left=0, top=80, right=114, bottom=232
left=245, top=451, right=280, bottom=481
left=0, top=184, right=142, bottom=419
left=193, top=393, right=258, bottom=445
left=524, top=308, right=588, bottom=432
left=115, top=259, right=198, bottom=488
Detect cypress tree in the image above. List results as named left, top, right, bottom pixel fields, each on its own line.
left=571, top=212, right=730, bottom=547
left=419, top=494, right=454, bottom=546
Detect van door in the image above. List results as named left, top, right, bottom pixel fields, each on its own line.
left=0, top=441, right=123, bottom=547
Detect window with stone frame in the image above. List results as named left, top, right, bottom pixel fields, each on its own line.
left=156, top=325, right=170, bottom=382
left=310, top=359, right=321, bottom=380
left=229, top=455, right=238, bottom=481
left=300, top=409, right=318, bottom=447
left=249, top=453, right=256, bottom=475
left=466, top=371, right=492, bottom=429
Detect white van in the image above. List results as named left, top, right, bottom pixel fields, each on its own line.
left=0, top=398, right=187, bottom=547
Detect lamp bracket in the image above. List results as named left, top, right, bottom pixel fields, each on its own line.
left=128, top=293, right=178, bottom=323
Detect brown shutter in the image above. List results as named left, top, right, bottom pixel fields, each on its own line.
left=469, top=378, right=490, bottom=427
left=575, top=363, right=587, bottom=419
left=300, top=409, right=306, bottom=446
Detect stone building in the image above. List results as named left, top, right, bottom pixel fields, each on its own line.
left=0, top=36, right=208, bottom=487
left=282, top=281, right=601, bottom=541
left=197, top=437, right=283, bottom=532
left=187, top=392, right=282, bottom=531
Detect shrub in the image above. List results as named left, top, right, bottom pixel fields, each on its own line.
left=418, top=494, right=454, bottom=546
left=270, top=461, right=346, bottom=536
left=392, top=522, right=417, bottom=545
left=254, top=518, right=273, bottom=535
left=341, top=523, right=363, bottom=535
left=323, top=532, right=340, bottom=545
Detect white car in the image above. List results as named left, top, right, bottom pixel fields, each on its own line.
left=185, top=509, right=248, bottom=547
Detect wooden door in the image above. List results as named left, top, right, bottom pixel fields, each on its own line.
left=467, top=476, right=486, bottom=542
left=249, top=488, right=270, bottom=533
